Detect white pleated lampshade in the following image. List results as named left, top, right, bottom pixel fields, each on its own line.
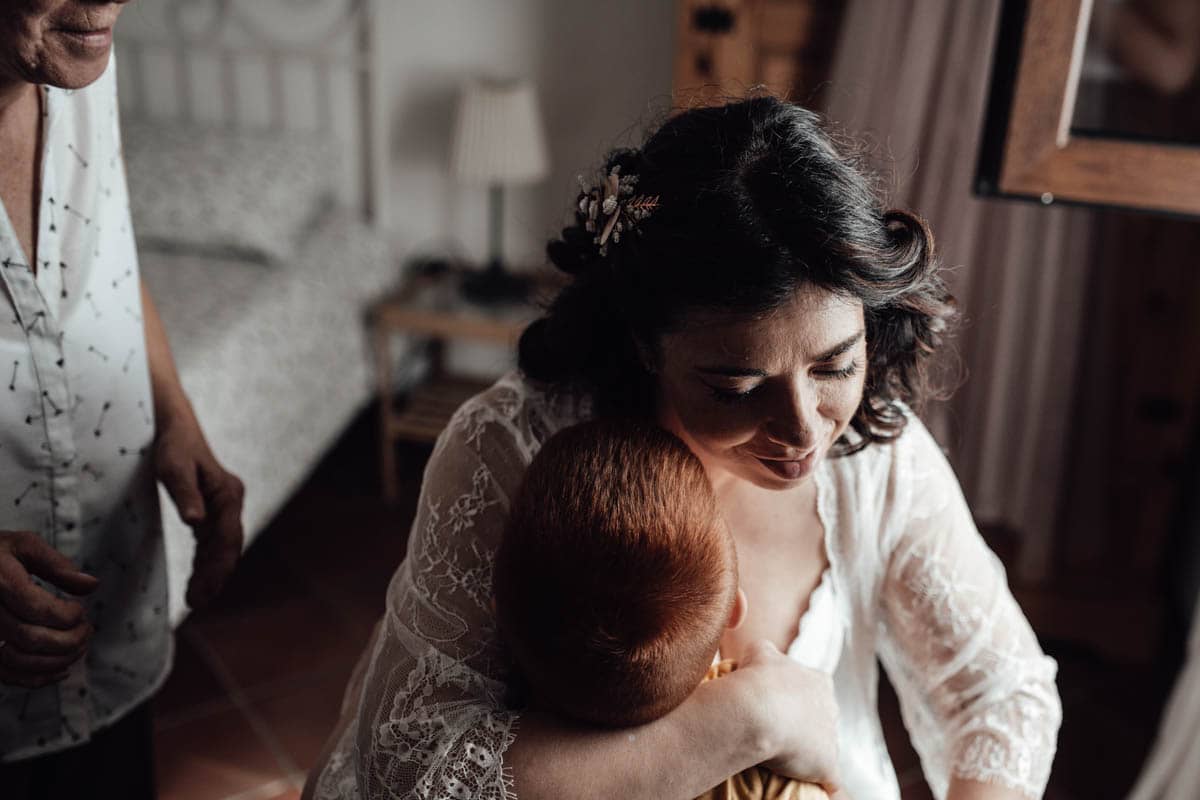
left=450, top=78, right=549, bottom=185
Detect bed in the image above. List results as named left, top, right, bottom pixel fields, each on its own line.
left=114, top=0, right=394, bottom=625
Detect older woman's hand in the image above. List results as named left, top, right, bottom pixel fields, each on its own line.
left=153, top=414, right=244, bottom=611
left=0, top=531, right=98, bottom=688
left=735, top=639, right=841, bottom=793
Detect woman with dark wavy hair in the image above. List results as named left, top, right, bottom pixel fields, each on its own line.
left=308, top=97, right=1061, bottom=800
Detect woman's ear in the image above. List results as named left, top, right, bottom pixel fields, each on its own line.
left=727, top=587, right=748, bottom=630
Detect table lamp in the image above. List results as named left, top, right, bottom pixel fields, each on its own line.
left=450, top=78, right=550, bottom=302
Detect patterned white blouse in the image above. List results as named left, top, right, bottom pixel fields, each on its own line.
left=312, top=372, right=1062, bottom=800
left=0, top=56, right=168, bottom=761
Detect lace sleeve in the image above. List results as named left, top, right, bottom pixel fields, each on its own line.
left=316, top=386, right=543, bottom=800
left=876, top=421, right=1062, bottom=800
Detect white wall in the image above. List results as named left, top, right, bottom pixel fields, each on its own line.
left=114, top=0, right=673, bottom=379
left=384, top=0, right=675, bottom=268
left=376, top=1, right=673, bottom=378
left=117, top=0, right=675, bottom=267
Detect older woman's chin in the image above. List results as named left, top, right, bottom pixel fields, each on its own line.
left=24, top=35, right=113, bottom=90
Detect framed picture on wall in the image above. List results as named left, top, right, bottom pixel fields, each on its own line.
left=977, top=0, right=1200, bottom=217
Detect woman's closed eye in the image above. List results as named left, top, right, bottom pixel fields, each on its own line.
left=705, top=382, right=759, bottom=404
left=703, top=362, right=859, bottom=403
left=814, top=360, right=861, bottom=380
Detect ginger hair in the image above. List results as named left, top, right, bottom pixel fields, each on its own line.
left=493, top=418, right=736, bottom=727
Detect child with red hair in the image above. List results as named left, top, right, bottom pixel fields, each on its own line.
left=493, top=419, right=829, bottom=800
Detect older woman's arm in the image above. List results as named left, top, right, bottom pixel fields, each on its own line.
left=140, top=279, right=244, bottom=609
left=878, top=420, right=1062, bottom=800
left=316, top=385, right=839, bottom=800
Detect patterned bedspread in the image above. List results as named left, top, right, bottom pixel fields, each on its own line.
left=139, top=213, right=398, bottom=624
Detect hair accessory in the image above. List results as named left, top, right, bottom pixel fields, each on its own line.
left=576, top=165, right=659, bottom=256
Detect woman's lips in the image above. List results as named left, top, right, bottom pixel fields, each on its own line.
left=54, top=26, right=114, bottom=52
left=753, top=450, right=817, bottom=481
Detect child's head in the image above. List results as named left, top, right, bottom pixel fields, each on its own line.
left=493, top=418, right=741, bottom=727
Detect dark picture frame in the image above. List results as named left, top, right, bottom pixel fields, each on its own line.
left=977, top=0, right=1200, bottom=216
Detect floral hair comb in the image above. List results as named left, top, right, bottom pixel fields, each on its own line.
left=577, top=165, right=660, bottom=256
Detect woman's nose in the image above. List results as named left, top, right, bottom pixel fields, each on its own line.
left=763, top=380, right=818, bottom=450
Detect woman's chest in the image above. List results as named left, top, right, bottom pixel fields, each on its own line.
left=717, top=485, right=830, bottom=660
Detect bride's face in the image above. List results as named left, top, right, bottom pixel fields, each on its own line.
left=654, top=284, right=867, bottom=491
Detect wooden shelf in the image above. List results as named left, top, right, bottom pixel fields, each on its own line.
left=370, top=266, right=557, bottom=502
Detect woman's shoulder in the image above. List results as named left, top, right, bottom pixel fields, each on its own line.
left=442, top=371, right=592, bottom=465
left=879, top=405, right=959, bottom=493
left=823, top=404, right=962, bottom=550
left=401, top=374, right=588, bottom=569
left=834, top=403, right=950, bottom=479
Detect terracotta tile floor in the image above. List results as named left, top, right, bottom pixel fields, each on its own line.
left=153, top=410, right=422, bottom=800
left=153, top=409, right=1182, bottom=800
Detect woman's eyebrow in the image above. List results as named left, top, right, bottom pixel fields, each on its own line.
left=815, top=329, right=866, bottom=362
left=695, top=329, right=866, bottom=377
left=696, top=365, right=768, bottom=378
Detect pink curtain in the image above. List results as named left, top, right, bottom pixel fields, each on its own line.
left=824, top=0, right=1094, bottom=582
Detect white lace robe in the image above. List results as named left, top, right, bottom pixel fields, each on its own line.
left=312, top=373, right=1061, bottom=800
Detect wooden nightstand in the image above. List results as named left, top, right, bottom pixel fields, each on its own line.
left=370, top=265, right=557, bottom=502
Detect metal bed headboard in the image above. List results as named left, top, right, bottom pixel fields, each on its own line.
left=115, top=0, right=387, bottom=229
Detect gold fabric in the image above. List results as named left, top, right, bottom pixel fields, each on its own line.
left=693, top=661, right=830, bottom=800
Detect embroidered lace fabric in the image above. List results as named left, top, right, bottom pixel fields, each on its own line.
left=311, top=373, right=1061, bottom=800
left=873, top=433, right=1062, bottom=799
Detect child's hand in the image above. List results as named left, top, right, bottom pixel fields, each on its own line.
left=734, top=638, right=841, bottom=793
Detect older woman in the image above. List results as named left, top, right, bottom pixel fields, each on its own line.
left=0, top=2, right=243, bottom=796
left=310, top=97, right=1060, bottom=800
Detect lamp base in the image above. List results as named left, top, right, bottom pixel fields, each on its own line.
left=460, top=260, right=530, bottom=305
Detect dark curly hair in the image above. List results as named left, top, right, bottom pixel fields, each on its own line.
left=518, top=96, right=956, bottom=455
